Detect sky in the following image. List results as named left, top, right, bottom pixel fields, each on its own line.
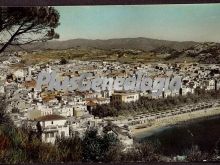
left=55, top=4, right=220, bottom=42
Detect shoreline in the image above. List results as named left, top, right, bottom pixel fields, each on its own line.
left=131, top=106, right=220, bottom=139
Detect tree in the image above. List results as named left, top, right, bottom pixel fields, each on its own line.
left=0, top=124, right=29, bottom=163
left=55, top=135, right=83, bottom=162
left=0, top=7, right=60, bottom=54
left=60, top=57, right=68, bottom=65
left=82, top=129, right=120, bottom=162
left=101, top=132, right=121, bottom=162
left=137, top=141, right=162, bottom=162
left=82, top=129, right=103, bottom=162
left=36, top=121, right=42, bottom=141
left=0, top=96, right=11, bottom=125
left=186, top=145, right=209, bottom=162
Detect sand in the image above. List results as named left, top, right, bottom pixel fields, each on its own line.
left=131, top=106, right=220, bottom=138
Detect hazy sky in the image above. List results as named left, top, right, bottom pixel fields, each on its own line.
left=55, top=4, right=220, bottom=42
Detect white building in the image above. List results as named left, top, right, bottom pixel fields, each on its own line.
left=111, top=92, right=139, bottom=103
left=60, top=106, right=74, bottom=117
left=36, top=114, right=69, bottom=144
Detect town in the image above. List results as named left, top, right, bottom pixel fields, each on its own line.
left=1, top=50, right=220, bottom=151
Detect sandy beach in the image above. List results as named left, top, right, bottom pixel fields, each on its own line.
left=131, top=106, right=220, bottom=138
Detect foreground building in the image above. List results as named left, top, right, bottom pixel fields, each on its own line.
left=36, top=114, right=69, bottom=143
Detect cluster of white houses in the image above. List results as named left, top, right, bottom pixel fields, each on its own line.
left=1, top=53, right=220, bottom=149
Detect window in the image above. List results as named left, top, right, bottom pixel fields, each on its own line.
left=45, top=133, right=49, bottom=138
left=50, top=133, right=54, bottom=138
left=61, top=131, right=65, bottom=138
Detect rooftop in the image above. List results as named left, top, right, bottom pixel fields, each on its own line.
left=36, top=114, right=66, bottom=121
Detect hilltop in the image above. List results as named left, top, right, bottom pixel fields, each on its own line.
left=167, top=42, right=220, bottom=64
left=12, top=37, right=197, bottom=52
left=5, top=38, right=220, bottom=64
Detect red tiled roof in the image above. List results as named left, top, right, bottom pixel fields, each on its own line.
left=87, top=101, right=97, bottom=107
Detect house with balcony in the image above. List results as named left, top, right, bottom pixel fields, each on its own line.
left=36, top=114, right=69, bottom=144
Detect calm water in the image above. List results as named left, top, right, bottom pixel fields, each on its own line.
left=136, top=115, right=220, bottom=156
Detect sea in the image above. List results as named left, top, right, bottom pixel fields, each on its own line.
left=134, top=115, right=220, bottom=156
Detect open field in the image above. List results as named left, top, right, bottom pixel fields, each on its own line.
left=19, top=48, right=167, bottom=66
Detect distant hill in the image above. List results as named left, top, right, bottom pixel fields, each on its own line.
left=167, top=42, right=220, bottom=64
left=13, top=37, right=198, bottom=52
left=150, top=46, right=180, bottom=55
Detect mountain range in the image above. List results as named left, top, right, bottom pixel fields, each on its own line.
left=17, top=37, right=198, bottom=51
